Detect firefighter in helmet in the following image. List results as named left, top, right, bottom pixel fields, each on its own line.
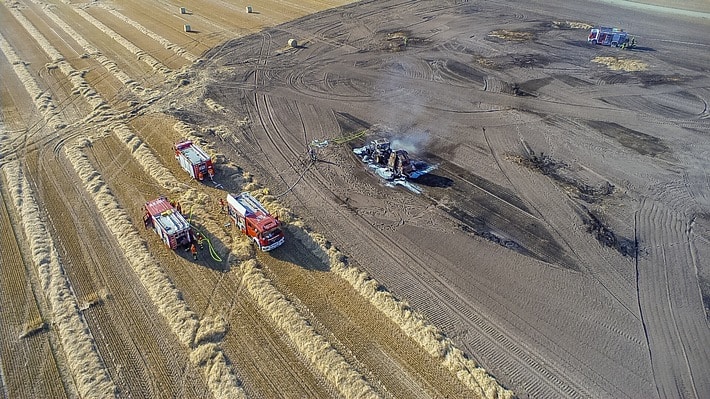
left=197, top=233, right=204, bottom=250
left=190, top=242, right=198, bottom=260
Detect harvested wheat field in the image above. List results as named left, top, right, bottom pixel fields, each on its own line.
left=1, top=0, right=709, bottom=398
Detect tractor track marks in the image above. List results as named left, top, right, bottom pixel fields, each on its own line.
left=228, top=90, right=570, bottom=397
left=220, top=273, right=331, bottom=398
left=40, top=141, right=206, bottom=398
left=635, top=200, right=710, bottom=399
left=0, top=180, right=67, bottom=399
left=238, top=51, right=510, bottom=397
left=257, top=242, right=475, bottom=399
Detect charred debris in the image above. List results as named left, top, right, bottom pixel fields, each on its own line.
left=517, top=143, right=636, bottom=257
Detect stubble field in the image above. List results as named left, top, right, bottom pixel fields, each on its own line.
left=1, top=0, right=709, bottom=398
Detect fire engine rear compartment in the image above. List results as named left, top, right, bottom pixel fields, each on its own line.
left=145, top=197, right=193, bottom=249
left=175, top=140, right=215, bottom=180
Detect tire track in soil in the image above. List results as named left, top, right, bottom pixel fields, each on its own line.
left=48, top=4, right=159, bottom=86
left=486, top=121, right=640, bottom=313
left=9, top=3, right=95, bottom=118
left=0, top=181, right=67, bottom=399
left=221, top=279, right=331, bottom=399
left=0, top=2, right=83, bottom=135
left=636, top=200, right=710, bottom=399
left=247, top=58, right=496, bottom=397
left=482, top=126, right=647, bottom=348
left=484, top=125, right=655, bottom=398
left=257, top=243, right=476, bottom=399
left=231, top=56, right=620, bottom=396
left=82, top=6, right=188, bottom=72
left=31, top=144, right=207, bottom=399
left=11, top=1, right=211, bottom=396
left=240, top=84, right=535, bottom=398
left=88, top=132, right=327, bottom=398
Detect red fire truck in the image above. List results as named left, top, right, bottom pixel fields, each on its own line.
left=227, top=192, right=285, bottom=251
left=174, top=139, right=215, bottom=181
left=143, top=197, right=193, bottom=249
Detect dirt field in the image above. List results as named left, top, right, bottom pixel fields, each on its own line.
left=1, top=0, right=709, bottom=398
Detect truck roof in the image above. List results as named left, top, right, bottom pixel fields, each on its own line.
left=145, top=197, right=191, bottom=234
left=176, top=140, right=211, bottom=165
left=594, top=26, right=622, bottom=33
left=227, top=192, right=280, bottom=232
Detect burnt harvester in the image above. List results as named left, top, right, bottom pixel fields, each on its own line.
left=354, top=138, right=425, bottom=179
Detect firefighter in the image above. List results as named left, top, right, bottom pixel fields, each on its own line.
left=190, top=243, right=198, bottom=260
left=143, top=212, right=151, bottom=229
left=175, top=201, right=182, bottom=214
left=197, top=233, right=204, bottom=250
left=219, top=198, right=226, bottom=213
left=308, top=147, right=317, bottom=162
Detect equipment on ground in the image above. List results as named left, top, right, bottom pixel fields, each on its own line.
left=227, top=192, right=285, bottom=251
left=587, top=27, right=636, bottom=48
left=354, top=139, right=416, bottom=179
left=174, top=139, right=215, bottom=181
left=144, top=197, right=193, bottom=249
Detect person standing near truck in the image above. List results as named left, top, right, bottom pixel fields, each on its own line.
left=190, top=243, right=197, bottom=260
left=196, top=233, right=204, bottom=250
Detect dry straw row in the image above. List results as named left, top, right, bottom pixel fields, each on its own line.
left=12, top=3, right=178, bottom=193
left=3, top=4, right=242, bottom=397
left=9, top=7, right=106, bottom=112
left=240, top=259, right=380, bottom=399
left=64, top=141, right=245, bottom=399
left=2, top=162, right=116, bottom=398
left=0, top=15, right=113, bottom=395
left=230, top=170, right=512, bottom=399
left=101, top=5, right=199, bottom=63
left=72, top=6, right=171, bottom=75
left=0, top=34, right=65, bottom=129
left=35, top=1, right=154, bottom=99
left=110, top=123, right=183, bottom=191
left=264, top=205, right=515, bottom=399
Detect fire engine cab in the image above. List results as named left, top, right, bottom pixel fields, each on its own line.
left=174, top=139, right=215, bottom=181
left=144, top=197, right=193, bottom=249
left=227, top=192, right=285, bottom=251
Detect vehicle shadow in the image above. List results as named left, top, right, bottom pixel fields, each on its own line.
left=268, top=228, right=332, bottom=272
left=412, top=173, right=454, bottom=188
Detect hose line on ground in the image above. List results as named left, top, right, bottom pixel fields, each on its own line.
left=186, top=204, right=222, bottom=262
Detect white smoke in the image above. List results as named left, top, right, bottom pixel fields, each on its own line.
left=390, top=129, right=430, bottom=155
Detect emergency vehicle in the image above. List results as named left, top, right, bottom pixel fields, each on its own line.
left=588, top=27, right=635, bottom=48
left=174, top=139, right=215, bottom=181
left=144, top=197, right=193, bottom=249
left=227, top=192, right=285, bottom=251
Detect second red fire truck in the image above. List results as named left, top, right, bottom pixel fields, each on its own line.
left=174, top=139, right=215, bottom=181
left=227, top=192, right=285, bottom=251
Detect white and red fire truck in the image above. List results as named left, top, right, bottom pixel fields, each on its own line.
left=227, top=192, right=285, bottom=251
left=144, top=197, right=193, bottom=249
left=174, top=139, right=215, bottom=181
left=587, top=27, right=635, bottom=48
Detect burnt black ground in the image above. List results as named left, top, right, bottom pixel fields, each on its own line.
left=165, top=0, right=710, bottom=397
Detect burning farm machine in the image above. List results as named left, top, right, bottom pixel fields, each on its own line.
left=353, top=137, right=436, bottom=192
